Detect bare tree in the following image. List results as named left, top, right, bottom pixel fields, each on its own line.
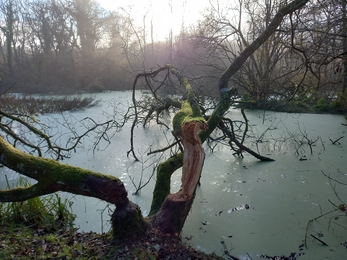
left=180, top=0, right=347, bottom=112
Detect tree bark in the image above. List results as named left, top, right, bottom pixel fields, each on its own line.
left=111, top=201, right=146, bottom=239
left=149, top=153, right=183, bottom=215
left=152, top=120, right=207, bottom=235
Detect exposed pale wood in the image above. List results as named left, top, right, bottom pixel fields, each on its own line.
left=180, top=121, right=207, bottom=197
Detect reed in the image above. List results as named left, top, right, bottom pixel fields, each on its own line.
left=0, top=176, right=75, bottom=231
left=0, top=94, right=100, bottom=114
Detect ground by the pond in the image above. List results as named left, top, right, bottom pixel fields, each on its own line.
left=0, top=223, right=225, bottom=259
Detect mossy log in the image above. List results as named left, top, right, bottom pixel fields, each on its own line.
left=0, top=136, right=128, bottom=207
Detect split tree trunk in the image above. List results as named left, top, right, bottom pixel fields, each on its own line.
left=151, top=121, right=207, bottom=235
left=150, top=67, right=208, bottom=235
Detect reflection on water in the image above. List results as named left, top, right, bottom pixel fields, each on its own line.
left=1, top=91, right=347, bottom=259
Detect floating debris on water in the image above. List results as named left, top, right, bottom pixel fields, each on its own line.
left=227, top=204, right=250, bottom=213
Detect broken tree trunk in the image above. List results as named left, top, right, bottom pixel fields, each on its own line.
left=151, top=67, right=208, bottom=235
left=151, top=121, right=207, bottom=235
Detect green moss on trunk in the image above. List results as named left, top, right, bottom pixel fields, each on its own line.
left=0, top=136, right=128, bottom=206
left=149, top=153, right=183, bottom=215
left=200, top=89, right=232, bottom=142
left=111, top=201, right=146, bottom=240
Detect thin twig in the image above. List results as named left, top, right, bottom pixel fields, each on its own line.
left=321, top=171, right=347, bottom=186
left=329, top=136, right=344, bottom=145
left=310, top=234, right=328, bottom=246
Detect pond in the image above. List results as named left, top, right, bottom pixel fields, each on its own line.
left=1, top=91, right=346, bottom=259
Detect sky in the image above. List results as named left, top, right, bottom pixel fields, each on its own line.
left=96, top=0, right=211, bottom=41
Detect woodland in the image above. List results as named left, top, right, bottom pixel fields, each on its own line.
left=0, top=0, right=347, bottom=259
left=0, top=0, right=346, bottom=114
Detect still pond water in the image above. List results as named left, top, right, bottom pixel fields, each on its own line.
left=1, top=91, right=347, bottom=259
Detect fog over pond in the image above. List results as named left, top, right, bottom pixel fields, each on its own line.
left=1, top=91, right=346, bottom=259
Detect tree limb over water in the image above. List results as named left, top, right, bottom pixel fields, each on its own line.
left=0, top=135, right=129, bottom=206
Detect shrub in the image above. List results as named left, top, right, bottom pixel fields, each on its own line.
left=86, top=79, right=105, bottom=92
left=313, top=98, right=328, bottom=113
left=330, top=92, right=347, bottom=112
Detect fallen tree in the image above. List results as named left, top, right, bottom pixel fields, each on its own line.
left=0, top=0, right=309, bottom=249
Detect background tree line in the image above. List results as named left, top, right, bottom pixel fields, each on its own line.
left=185, top=0, right=347, bottom=112
left=0, top=0, right=346, bottom=113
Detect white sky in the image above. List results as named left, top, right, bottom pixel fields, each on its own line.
left=97, top=0, right=211, bottom=41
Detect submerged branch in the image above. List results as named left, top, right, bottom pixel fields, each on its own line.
left=218, top=119, right=274, bottom=161
left=329, top=136, right=344, bottom=145
left=147, top=139, right=181, bottom=155
left=321, top=170, right=347, bottom=186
